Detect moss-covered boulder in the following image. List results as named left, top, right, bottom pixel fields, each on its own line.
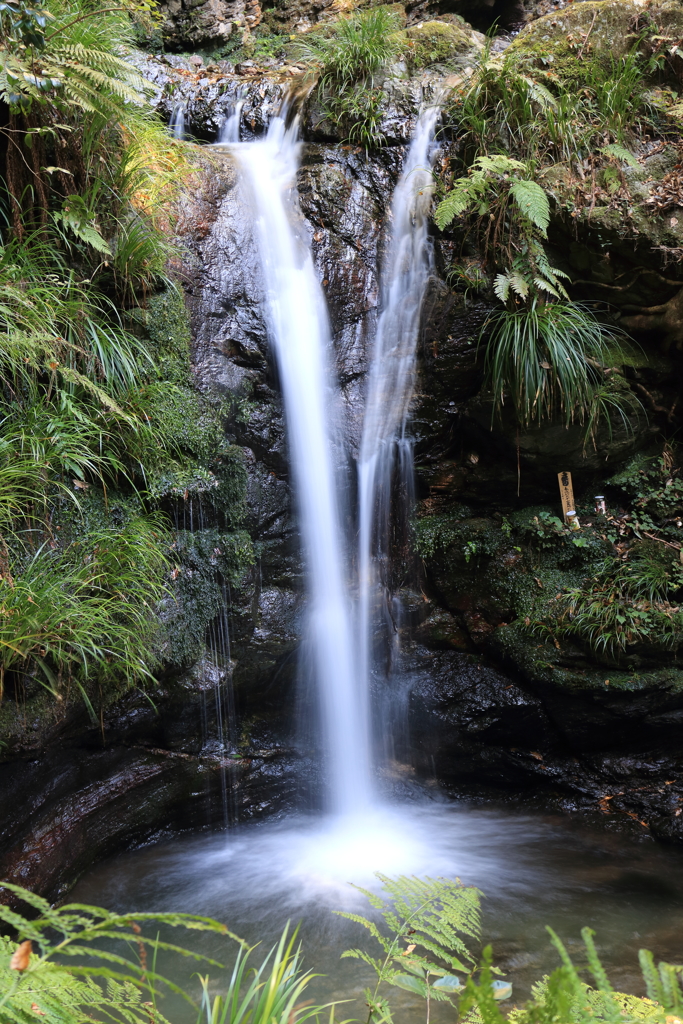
left=509, top=0, right=683, bottom=59
left=402, top=19, right=485, bottom=68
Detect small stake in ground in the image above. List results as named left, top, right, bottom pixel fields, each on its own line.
left=558, top=471, right=576, bottom=524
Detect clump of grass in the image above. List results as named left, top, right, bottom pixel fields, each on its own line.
left=450, top=45, right=655, bottom=169
left=297, top=7, right=403, bottom=149
left=481, top=300, right=642, bottom=441
left=541, top=551, right=683, bottom=657
left=0, top=516, right=171, bottom=709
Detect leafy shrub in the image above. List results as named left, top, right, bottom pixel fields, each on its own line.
left=0, top=516, right=171, bottom=708
left=543, top=551, right=683, bottom=657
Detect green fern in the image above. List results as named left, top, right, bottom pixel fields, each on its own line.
left=508, top=179, right=550, bottom=235
left=0, top=882, right=238, bottom=1024
left=337, top=874, right=482, bottom=1024
left=601, top=144, right=640, bottom=168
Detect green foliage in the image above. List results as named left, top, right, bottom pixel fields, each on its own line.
left=0, top=1, right=144, bottom=118
left=0, top=0, right=252, bottom=709
left=541, top=551, right=683, bottom=657
left=435, top=155, right=549, bottom=236
left=0, top=885, right=339, bottom=1024
left=298, top=8, right=402, bottom=93
left=607, top=449, right=683, bottom=542
left=296, top=8, right=403, bottom=149
left=466, top=926, right=683, bottom=1024
left=436, top=43, right=654, bottom=443
left=449, top=46, right=654, bottom=170
left=2, top=880, right=682, bottom=1024
left=0, top=881, right=236, bottom=1024
left=198, top=926, right=333, bottom=1024
left=0, top=515, right=171, bottom=708
left=480, top=299, right=640, bottom=435
left=338, top=873, right=481, bottom=1023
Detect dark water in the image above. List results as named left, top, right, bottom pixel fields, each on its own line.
left=70, top=800, right=683, bottom=1022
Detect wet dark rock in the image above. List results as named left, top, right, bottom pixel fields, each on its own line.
left=0, top=744, right=300, bottom=904
left=405, top=648, right=683, bottom=841
left=160, top=0, right=262, bottom=51
left=131, top=52, right=291, bottom=142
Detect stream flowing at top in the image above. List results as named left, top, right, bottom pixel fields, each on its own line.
left=235, top=113, right=373, bottom=815
left=358, top=103, right=440, bottom=696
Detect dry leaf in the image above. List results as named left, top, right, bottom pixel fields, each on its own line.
left=10, top=940, right=32, bottom=971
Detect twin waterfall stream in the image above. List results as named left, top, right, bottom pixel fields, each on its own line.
left=68, top=97, right=683, bottom=1013
left=235, top=100, right=439, bottom=820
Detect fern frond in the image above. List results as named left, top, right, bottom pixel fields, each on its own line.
left=509, top=179, right=550, bottom=235
left=493, top=273, right=511, bottom=303
left=601, top=143, right=639, bottom=167
left=509, top=272, right=530, bottom=298
left=334, top=912, right=385, bottom=944
left=434, top=180, right=477, bottom=228
left=533, top=276, right=562, bottom=298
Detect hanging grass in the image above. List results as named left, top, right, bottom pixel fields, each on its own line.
left=481, top=300, right=641, bottom=438
left=296, top=7, right=403, bottom=149
left=0, top=516, right=171, bottom=709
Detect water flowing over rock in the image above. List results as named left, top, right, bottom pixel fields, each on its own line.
left=358, top=102, right=440, bottom=697
left=232, top=113, right=373, bottom=812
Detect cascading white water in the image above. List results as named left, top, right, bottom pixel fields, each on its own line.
left=169, top=102, right=186, bottom=140
left=219, top=97, right=244, bottom=143
left=358, top=103, right=440, bottom=697
left=235, top=113, right=373, bottom=815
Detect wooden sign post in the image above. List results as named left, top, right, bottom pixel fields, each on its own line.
left=558, top=471, right=575, bottom=522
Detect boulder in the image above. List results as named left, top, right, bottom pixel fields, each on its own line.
left=160, top=0, right=261, bottom=49
left=509, top=0, right=683, bottom=59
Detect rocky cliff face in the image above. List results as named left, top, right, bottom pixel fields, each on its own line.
left=155, top=0, right=683, bottom=840
left=4, top=0, right=683, bottom=901
left=157, top=0, right=525, bottom=51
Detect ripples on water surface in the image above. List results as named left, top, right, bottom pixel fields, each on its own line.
left=70, top=800, right=683, bottom=1020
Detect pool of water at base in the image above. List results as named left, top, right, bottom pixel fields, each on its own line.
left=69, top=800, right=683, bottom=1023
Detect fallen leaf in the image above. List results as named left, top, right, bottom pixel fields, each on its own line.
left=10, top=941, right=32, bottom=971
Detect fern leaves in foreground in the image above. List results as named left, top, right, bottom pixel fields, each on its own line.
left=339, top=875, right=683, bottom=1024
left=337, top=874, right=482, bottom=1023
left=0, top=881, right=236, bottom=1024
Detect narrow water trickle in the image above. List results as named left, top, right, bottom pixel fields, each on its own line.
left=169, top=102, right=186, bottom=140
left=218, top=97, right=244, bottom=143
left=235, top=111, right=373, bottom=815
left=358, top=103, right=440, bottom=699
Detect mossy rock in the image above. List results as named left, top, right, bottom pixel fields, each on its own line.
left=402, top=20, right=484, bottom=68
left=509, top=0, right=683, bottom=60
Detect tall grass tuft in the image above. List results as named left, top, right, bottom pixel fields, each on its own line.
left=481, top=300, right=639, bottom=437
left=296, top=7, right=403, bottom=149
left=198, top=926, right=334, bottom=1024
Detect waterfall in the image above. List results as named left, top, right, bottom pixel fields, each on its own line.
left=169, top=102, right=186, bottom=140
left=219, top=97, right=244, bottom=143
left=235, top=113, right=373, bottom=815
left=357, top=104, right=440, bottom=704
